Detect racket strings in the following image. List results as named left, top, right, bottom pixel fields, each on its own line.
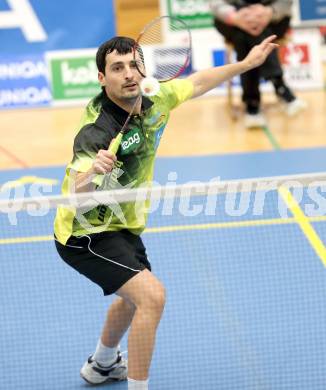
left=136, top=17, right=191, bottom=82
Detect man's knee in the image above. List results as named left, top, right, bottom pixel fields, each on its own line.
left=144, top=282, right=166, bottom=314
left=116, top=296, right=136, bottom=310
left=117, top=270, right=166, bottom=313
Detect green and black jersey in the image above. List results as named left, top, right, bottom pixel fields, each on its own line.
left=54, top=79, right=194, bottom=245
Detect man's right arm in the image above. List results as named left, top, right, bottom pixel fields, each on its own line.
left=74, top=149, right=117, bottom=193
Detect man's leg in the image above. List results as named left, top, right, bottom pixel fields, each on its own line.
left=213, top=20, right=262, bottom=123
left=116, top=268, right=166, bottom=381
left=232, top=32, right=264, bottom=126
left=80, top=298, right=132, bottom=385
left=250, top=21, right=294, bottom=101
left=101, top=297, right=136, bottom=348
left=81, top=269, right=164, bottom=388
left=261, top=19, right=306, bottom=115
left=240, top=67, right=261, bottom=113
left=91, top=297, right=136, bottom=368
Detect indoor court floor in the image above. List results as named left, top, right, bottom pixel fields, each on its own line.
left=1, top=139, right=326, bottom=389
left=1, top=0, right=326, bottom=387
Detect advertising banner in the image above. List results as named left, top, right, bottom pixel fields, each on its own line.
left=160, top=0, right=229, bottom=48
left=46, top=50, right=100, bottom=105
left=280, top=29, right=323, bottom=90
left=0, top=0, right=116, bottom=54
left=298, top=0, right=326, bottom=25
left=163, top=0, right=213, bottom=29
left=0, top=54, right=51, bottom=109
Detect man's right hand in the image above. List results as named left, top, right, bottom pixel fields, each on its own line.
left=91, top=149, right=117, bottom=175
left=74, top=140, right=118, bottom=193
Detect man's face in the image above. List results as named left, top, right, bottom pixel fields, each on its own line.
left=98, top=50, right=145, bottom=102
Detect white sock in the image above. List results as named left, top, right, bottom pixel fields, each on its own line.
left=93, top=339, right=119, bottom=367
left=128, top=377, right=149, bottom=390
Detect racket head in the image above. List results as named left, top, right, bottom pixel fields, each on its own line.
left=133, top=15, right=192, bottom=82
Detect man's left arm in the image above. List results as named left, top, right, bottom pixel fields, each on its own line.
left=188, top=35, right=278, bottom=98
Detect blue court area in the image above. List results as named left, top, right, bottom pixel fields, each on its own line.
left=1, top=148, right=326, bottom=389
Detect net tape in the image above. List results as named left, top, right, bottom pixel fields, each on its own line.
left=1, top=172, right=326, bottom=213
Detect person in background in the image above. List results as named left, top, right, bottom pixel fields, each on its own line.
left=210, top=0, right=306, bottom=128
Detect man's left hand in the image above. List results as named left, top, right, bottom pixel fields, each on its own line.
left=243, top=35, right=279, bottom=69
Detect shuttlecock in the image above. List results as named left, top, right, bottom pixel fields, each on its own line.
left=140, top=77, right=160, bottom=96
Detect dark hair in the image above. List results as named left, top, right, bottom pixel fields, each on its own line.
left=96, top=36, right=136, bottom=74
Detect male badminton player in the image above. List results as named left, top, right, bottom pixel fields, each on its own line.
left=54, top=33, right=278, bottom=390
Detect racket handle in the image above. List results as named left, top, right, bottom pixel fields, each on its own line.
left=108, top=132, right=123, bottom=154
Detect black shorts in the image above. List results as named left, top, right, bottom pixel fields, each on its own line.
left=54, top=230, right=151, bottom=295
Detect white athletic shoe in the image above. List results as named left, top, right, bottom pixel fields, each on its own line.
left=244, top=112, right=267, bottom=129
left=283, top=98, right=307, bottom=117
left=80, top=352, right=127, bottom=384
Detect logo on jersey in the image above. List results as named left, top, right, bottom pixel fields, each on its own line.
left=120, top=128, right=143, bottom=155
